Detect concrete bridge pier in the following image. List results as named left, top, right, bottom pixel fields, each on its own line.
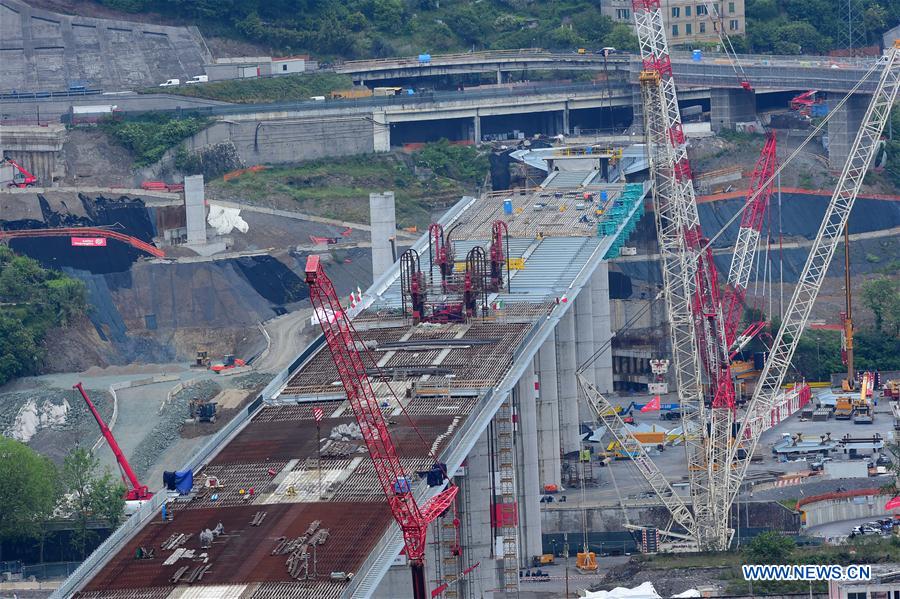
left=710, top=88, right=756, bottom=131
left=536, top=337, right=562, bottom=490
left=473, top=113, right=482, bottom=143
left=556, top=308, right=581, bottom=455
left=562, top=103, right=570, bottom=135
left=827, top=93, right=869, bottom=168
left=372, top=111, right=390, bottom=152
left=0, top=124, right=66, bottom=186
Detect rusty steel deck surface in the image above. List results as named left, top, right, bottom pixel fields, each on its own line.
left=82, top=502, right=392, bottom=592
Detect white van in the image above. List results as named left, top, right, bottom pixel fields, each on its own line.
left=159, top=79, right=181, bottom=87
left=185, top=75, right=208, bottom=85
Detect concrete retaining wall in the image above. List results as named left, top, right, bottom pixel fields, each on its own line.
left=541, top=500, right=799, bottom=535
left=182, top=117, right=376, bottom=166
left=802, top=494, right=895, bottom=527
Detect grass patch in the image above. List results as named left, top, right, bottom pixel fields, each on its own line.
left=152, top=73, right=354, bottom=104
left=208, top=147, right=488, bottom=229
left=100, top=113, right=211, bottom=167
left=778, top=498, right=799, bottom=511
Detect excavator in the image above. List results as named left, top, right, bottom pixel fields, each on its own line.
left=74, top=383, right=152, bottom=507
left=1, top=158, right=37, bottom=187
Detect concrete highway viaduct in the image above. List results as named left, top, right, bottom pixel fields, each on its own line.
left=1, top=50, right=887, bottom=178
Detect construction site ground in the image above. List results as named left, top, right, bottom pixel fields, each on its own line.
left=0, top=363, right=265, bottom=489
left=568, top=390, right=896, bottom=509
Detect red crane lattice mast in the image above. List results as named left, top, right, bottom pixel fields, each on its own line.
left=305, top=255, right=458, bottom=599
left=74, top=382, right=151, bottom=501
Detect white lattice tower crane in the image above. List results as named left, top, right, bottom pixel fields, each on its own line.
left=725, top=42, right=900, bottom=507
left=632, top=0, right=735, bottom=549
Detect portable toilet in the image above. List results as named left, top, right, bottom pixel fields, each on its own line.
left=692, top=49, right=703, bottom=62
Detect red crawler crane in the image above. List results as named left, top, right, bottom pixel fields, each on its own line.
left=74, top=382, right=152, bottom=501
left=305, top=255, right=458, bottom=599
left=721, top=131, right=778, bottom=356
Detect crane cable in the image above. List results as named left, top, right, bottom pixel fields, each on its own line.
left=697, top=55, right=885, bottom=256
left=701, top=2, right=751, bottom=90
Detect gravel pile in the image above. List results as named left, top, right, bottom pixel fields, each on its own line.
left=231, top=373, right=271, bottom=391
left=129, top=379, right=222, bottom=478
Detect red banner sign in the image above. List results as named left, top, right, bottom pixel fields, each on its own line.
left=71, top=237, right=107, bottom=247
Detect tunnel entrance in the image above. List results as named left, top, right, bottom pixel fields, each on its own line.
left=390, top=117, right=473, bottom=146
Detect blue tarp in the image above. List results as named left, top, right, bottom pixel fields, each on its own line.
left=163, top=469, right=193, bottom=495
left=175, top=470, right=193, bottom=494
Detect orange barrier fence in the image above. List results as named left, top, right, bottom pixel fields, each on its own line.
left=0, top=227, right=164, bottom=258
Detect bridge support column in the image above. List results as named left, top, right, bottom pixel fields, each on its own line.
left=516, top=361, right=542, bottom=564
left=372, top=111, right=390, bottom=152
left=575, top=283, right=596, bottom=422
left=591, top=262, right=614, bottom=393
left=827, top=93, right=868, bottom=168
left=473, top=113, right=482, bottom=144
left=536, top=337, right=562, bottom=490
left=562, top=103, right=570, bottom=135
left=710, top=88, right=756, bottom=132
left=496, top=69, right=503, bottom=84
left=557, top=307, right=580, bottom=455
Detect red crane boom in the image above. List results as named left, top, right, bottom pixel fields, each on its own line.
left=305, top=255, right=458, bottom=599
left=73, top=382, right=151, bottom=501
left=2, top=158, right=37, bottom=187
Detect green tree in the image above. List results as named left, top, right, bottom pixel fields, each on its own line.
left=62, top=448, right=128, bottom=557
left=414, top=140, right=489, bottom=185
left=861, top=277, right=900, bottom=333
left=744, top=531, right=795, bottom=564
left=91, top=469, right=127, bottom=530
left=0, top=438, right=60, bottom=560
left=0, top=315, right=41, bottom=383
left=62, top=448, right=99, bottom=559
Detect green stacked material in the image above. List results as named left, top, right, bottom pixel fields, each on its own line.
left=598, top=183, right=646, bottom=259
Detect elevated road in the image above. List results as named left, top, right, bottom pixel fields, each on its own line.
left=335, top=48, right=879, bottom=94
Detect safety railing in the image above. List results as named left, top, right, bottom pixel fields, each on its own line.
left=52, top=369, right=279, bottom=598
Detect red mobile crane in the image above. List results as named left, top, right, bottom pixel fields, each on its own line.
left=2, top=158, right=37, bottom=187
left=74, top=382, right=152, bottom=501
left=305, top=255, right=458, bottom=598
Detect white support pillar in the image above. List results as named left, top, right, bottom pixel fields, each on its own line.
left=470, top=429, right=501, bottom=595
left=516, top=362, right=542, bottom=564
left=591, top=262, right=614, bottom=393
left=557, top=308, right=580, bottom=455
left=184, top=174, right=207, bottom=244
left=575, top=284, right=595, bottom=421
left=473, top=112, right=482, bottom=144
left=372, top=111, right=390, bottom=152
left=562, top=102, right=570, bottom=135
left=536, top=338, right=562, bottom=489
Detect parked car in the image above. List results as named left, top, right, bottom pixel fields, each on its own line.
left=159, top=79, right=180, bottom=87
left=185, top=75, right=208, bottom=85
left=876, top=454, right=892, bottom=467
